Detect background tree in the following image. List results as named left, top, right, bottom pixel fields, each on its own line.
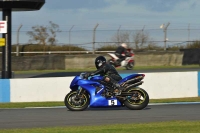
left=111, top=30, right=151, bottom=50
left=133, top=31, right=149, bottom=50
left=111, top=31, right=131, bottom=46
left=48, top=21, right=61, bottom=45
left=186, top=40, right=200, bottom=48
left=145, top=40, right=160, bottom=50
left=27, top=25, right=48, bottom=45
left=27, top=21, right=61, bottom=52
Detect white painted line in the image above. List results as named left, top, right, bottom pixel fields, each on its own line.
left=25, top=106, right=66, bottom=109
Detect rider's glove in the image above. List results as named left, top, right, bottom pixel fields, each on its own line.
left=84, top=72, right=91, bottom=78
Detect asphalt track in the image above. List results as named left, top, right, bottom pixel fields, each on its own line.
left=0, top=103, right=200, bottom=129
left=1, top=68, right=199, bottom=129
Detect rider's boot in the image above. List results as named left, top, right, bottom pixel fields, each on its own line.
left=113, top=83, right=125, bottom=95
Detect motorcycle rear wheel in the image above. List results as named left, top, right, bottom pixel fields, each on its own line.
left=124, top=87, right=149, bottom=110
left=64, top=91, right=90, bottom=111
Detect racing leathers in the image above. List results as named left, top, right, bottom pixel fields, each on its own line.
left=85, top=62, right=123, bottom=95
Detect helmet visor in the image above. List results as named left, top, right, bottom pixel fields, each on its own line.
left=98, top=62, right=102, bottom=67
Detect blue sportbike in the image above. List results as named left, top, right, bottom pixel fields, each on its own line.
left=64, top=73, right=149, bottom=111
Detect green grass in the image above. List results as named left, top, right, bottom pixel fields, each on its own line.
left=131, top=65, right=200, bottom=70
left=0, top=102, right=64, bottom=108
left=0, top=97, right=200, bottom=108
left=150, top=97, right=200, bottom=103
left=0, top=121, right=200, bottom=133
left=13, top=65, right=200, bottom=74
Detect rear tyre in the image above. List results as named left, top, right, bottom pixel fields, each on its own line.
left=124, top=87, right=149, bottom=110
left=64, top=91, right=90, bottom=111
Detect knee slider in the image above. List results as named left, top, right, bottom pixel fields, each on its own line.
left=104, top=76, right=110, bottom=82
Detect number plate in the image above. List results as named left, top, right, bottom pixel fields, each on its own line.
left=108, top=100, right=117, bottom=106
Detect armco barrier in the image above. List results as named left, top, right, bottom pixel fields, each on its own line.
left=0, top=79, right=10, bottom=102
left=0, top=72, right=200, bottom=103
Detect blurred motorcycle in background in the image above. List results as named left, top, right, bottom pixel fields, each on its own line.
left=107, top=49, right=135, bottom=70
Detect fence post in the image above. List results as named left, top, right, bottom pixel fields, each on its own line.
left=68, top=25, right=74, bottom=54
left=93, top=23, right=99, bottom=54
left=117, top=25, right=121, bottom=45
left=160, top=22, right=170, bottom=51
left=188, top=23, right=190, bottom=43
left=16, top=24, right=22, bottom=56
left=163, top=22, right=170, bottom=51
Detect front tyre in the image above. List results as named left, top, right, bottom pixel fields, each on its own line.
left=124, top=87, right=149, bottom=110
left=64, top=91, right=90, bottom=111
left=125, top=62, right=134, bottom=70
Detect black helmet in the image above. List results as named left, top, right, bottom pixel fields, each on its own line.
left=95, top=56, right=106, bottom=69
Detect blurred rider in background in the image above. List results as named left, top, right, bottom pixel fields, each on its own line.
left=115, top=43, right=131, bottom=65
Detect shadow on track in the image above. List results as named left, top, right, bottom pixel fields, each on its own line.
left=65, top=106, right=151, bottom=111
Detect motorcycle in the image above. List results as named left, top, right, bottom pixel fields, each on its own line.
left=107, top=49, right=135, bottom=70
left=64, top=72, right=149, bottom=111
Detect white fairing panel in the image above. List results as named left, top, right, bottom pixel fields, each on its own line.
left=121, top=60, right=128, bottom=66
left=107, top=53, right=119, bottom=60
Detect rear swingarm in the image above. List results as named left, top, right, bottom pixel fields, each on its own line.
left=115, top=92, right=139, bottom=100
left=120, top=92, right=138, bottom=96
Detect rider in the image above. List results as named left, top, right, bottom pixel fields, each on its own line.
left=115, top=43, right=131, bottom=65
left=84, top=56, right=124, bottom=95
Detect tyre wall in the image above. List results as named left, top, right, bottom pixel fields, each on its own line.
left=180, top=49, right=200, bottom=65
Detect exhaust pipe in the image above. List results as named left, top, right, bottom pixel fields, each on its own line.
left=125, top=81, right=144, bottom=89
left=121, top=75, right=144, bottom=86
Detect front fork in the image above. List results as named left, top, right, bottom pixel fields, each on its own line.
left=75, top=87, right=83, bottom=100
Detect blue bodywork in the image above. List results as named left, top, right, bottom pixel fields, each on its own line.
left=69, top=73, right=143, bottom=107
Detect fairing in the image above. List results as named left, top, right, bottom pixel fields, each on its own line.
left=79, top=84, right=121, bottom=107
left=90, top=76, right=104, bottom=81
left=69, top=75, right=121, bottom=107
left=70, top=75, right=82, bottom=90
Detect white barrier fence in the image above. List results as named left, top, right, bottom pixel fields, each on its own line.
left=5, top=71, right=199, bottom=102
left=10, top=77, right=74, bottom=102
left=140, top=72, right=198, bottom=99
left=0, top=71, right=200, bottom=102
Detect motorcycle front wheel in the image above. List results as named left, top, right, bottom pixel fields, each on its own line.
left=125, top=62, right=134, bottom=70
left=64, top=91, right=90, bottom=111
left=124, top=87, right=149, bottom=110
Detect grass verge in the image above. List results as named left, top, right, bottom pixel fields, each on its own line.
left=0, top=121, right=200, bottom=133
left=0, top=97, right=200, bottom=108
left=14, top=65, right=200, bottom=74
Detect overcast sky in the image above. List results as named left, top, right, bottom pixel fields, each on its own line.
left=1, top=0, right=200, bottom=48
